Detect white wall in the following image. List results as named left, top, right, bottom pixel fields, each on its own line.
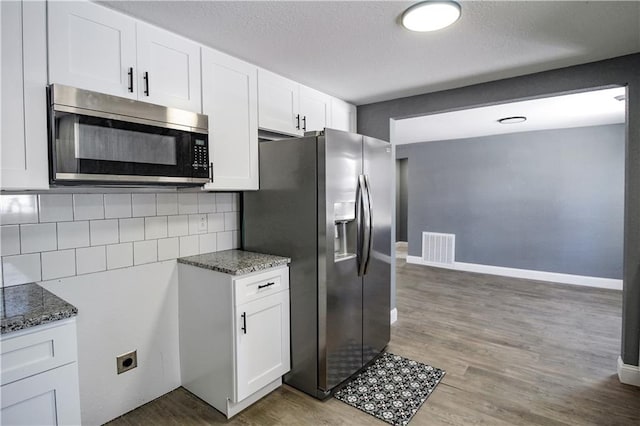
left=40, top=262, right=180, bottom=425
left=0, top=190, right=240, bottom=423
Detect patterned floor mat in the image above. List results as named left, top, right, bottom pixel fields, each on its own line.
left=333, top=352, right=445, bottom=426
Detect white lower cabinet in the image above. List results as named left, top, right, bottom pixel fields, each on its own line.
left=0, top=319, right=81, bottom=425
left=178, top=265, right=290, bottom=418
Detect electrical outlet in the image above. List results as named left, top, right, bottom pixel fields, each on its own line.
left=198, top=215, right=207, bottom=232
left=116, top=350, right=137, bottom=374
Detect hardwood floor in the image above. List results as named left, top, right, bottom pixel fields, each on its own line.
left=107, top=258, right=640, bottom=425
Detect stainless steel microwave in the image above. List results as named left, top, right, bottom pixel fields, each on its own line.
left=48, top=84, right=210, bottom=186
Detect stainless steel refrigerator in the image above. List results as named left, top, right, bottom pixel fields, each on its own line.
left=243, top=128, right=391, bottom=399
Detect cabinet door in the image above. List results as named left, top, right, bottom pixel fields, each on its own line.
left=330, top=97, right=357, bottom=133
left=258, top=69, right=302, bottom=136
left=1, top=0, right=49, bottom=190
left=48, top=0, right=137, bottom=98
left=202, top=48, right=259, bottom=190
left=299, top=85, right=330, bottom=133
left=235, top=291, right=290, bottom=402
left=136, top=23, right=201, bottom=112
left=1, top=363, right=81, bottom=426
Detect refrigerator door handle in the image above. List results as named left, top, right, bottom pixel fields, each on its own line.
left=357, top=174, right=371, bottom=276
left=363, top=174, right=373, bottom=275
left=356, top=175, right=364, bottom=276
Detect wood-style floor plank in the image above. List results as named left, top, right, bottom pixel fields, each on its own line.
left=107, top=257, right=640, bottom=425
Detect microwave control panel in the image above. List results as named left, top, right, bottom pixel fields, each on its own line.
left=193, top=139, right=209, bottom=177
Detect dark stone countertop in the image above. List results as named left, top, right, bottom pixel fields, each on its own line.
left=1, top=283, right=78, bottom=335
left=178, top=249, right=290, bottom=276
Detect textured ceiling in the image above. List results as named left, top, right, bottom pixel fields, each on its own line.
left=100, top=1, right=640, bottom=105
left=395, top=87, right=626, bottom=144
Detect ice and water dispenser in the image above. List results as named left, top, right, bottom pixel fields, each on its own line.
left=334, top=201, right=356, bottom=261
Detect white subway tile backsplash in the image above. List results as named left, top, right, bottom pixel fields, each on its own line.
left=224, top=212, right=239, bottom=231
left=0, top=225, right=20, bottom=256
left=178, top=193, right=198, bottom=214
left=217, top=231, right=233, bottom=251
left=106, top=243, right=133, bottom=270
left=232, top=230, right=241, bottom=249
left=58, top=221, right=90, bottom=249
left=41, top=250, right=76, bottom=280
left=199, top=233, right=217, bottom=254
left=104, top=194, right=132, bottom=219
left=134, top=240, right=157, bottom=265
left=2, top=253, right=41, bottom=286
left=168, top=215, right=189, bottom=237
left=132, top=194, right=156, bottom=217
left=216, top=193, right=233, bottom=212
left=156, top=193, right=178, bottom=216
left=90, top=220, right=119, bottom=246
left=39, top=194, right=73, bottom=222
left=73, top=194, right=104, bottom=220
left=145, top=216, right=168, bottom=240
left=0, top=194, right=38, bottom=225
left=188, top=214, right=207, bottom=235
left=179, top=235, right=199, bottom=257
left=119, top=218, right=145, bottom=242
left=76, top=246, right=106, bottom=275
left=0, top=191, right=241, bottom=281
left=20, top=223, right=57, bottom=254
left=207, top=213, right=224, bottom=232
left=198, top=193, right=216, bottom=213
left=158, top=237, right=179, bottom=261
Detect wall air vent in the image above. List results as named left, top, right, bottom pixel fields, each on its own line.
left=421, top=232, right=455, bottom=265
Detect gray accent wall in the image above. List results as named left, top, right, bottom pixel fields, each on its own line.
left=395, top=159, right=408, bottom=242
left=396, top=124, right=624, bottom=279
left=357, top=53, right=640, bottom=367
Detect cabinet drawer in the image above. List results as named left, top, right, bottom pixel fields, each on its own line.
left=234, top=267, right=289, bottom=306
left=1, top=319, right=78, bottom=386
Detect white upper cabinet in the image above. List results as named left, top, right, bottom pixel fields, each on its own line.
left=48, top=1, right=201, bottom=112
left=258, top=69, right=302, bottom=136
left=136, top=23, right=201, bottom=112
left=299, top=85, right=330, bottom=133
left=1, top=0, right=49, bottom=190
left=202, top=47, right=258, bottom=190
left=48, top=0, right=137, bottom=99
left=330, top=97, right=357, bottom=133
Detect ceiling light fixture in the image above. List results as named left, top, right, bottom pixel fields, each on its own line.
left=401, top=1, right=461, bottom=32
left=498, top=116, right=527, bottom=124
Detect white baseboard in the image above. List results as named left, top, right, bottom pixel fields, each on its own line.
left=406, top=256, right=622, bottom=290
left=617, top=356, right=640, bottom=387
left=390, top=308, right=398, bottom=324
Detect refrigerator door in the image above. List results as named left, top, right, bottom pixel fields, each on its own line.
left=362, top=136, right=392, bottom=364
left=318, top=128, right=364, bottom=392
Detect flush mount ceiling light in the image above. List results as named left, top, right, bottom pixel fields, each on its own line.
left=401, top=1, right=461, bottom=32
left=498, top=116, right=527, bottom=124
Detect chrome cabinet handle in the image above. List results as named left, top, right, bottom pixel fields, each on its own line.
left=241, top=312, right=247, bottom=334
left=302, top=116, right=307, bottom=131
left=296, top=114, right=300, bottom=130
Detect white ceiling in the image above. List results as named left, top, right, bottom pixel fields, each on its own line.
left=99, top=1, right=640, bottom=106
left=394, top=87, right=626, bottom=144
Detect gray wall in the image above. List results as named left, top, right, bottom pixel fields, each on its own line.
left=395, top=159, right=408, bottom=242
left=357, top=53, right=640, bottom=367
left=396, top=124, right=624, bottom=279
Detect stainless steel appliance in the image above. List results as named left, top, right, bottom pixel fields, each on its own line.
left=48, top=84, right=210, bottom=186
left=243, top=128, right=391, bottom=399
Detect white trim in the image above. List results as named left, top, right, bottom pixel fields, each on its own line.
left=406, top=256, right=622, bottom=290
left=617, top=356, right=640, bottom=387
left=390, top=308, right=398, bottom=324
